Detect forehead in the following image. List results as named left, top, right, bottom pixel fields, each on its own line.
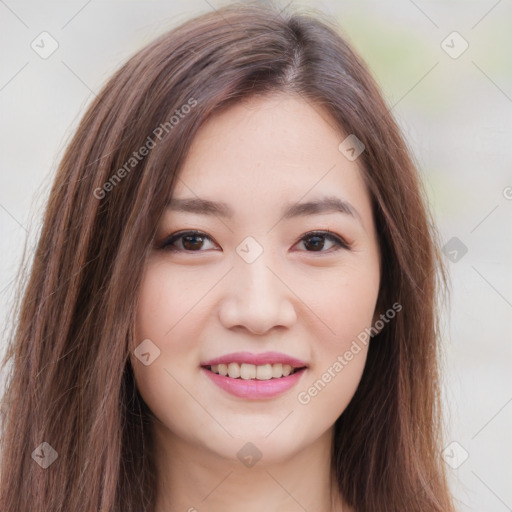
left=172, top=93, right=373, bottom=228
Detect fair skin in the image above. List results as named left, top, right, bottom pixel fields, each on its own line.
left=132, top=93, right=381, bottom=512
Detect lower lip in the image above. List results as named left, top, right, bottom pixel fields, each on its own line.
left=201, top=367, right=307, bottom=399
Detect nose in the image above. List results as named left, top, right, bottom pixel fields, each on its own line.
left=218, top=251, right=297, bottom=335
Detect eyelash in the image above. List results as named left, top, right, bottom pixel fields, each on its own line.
left=158, top=230, right=351, bottom=254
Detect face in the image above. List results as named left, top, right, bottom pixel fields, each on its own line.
left=132, top=93, right=381, bottom=465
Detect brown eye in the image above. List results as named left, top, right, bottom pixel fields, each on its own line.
left=160, top=231, right=217, bottom=252
left=181, top=234, right=205, bottom=251
left=296, top=231, right=349, bottom=253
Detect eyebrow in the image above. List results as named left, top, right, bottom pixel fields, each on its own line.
left=166, top=195, right=362, bottom=223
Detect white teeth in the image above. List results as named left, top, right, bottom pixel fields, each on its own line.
left=240, top=363, right=256, bottom=380
left=272, top=363, right=283, bottom=378
left=208, top=362, right=302, bottom=379
left=227, top=362, right=240, bottom=378
left=256, top=364, right=272, bottom=380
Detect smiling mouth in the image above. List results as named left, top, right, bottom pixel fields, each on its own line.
left=204, top=363, right=306, bottom=380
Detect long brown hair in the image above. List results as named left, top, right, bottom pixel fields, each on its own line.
left=0, top=3, right=454, bottom=511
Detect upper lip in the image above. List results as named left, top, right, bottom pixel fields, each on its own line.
left=201, top=351, right=308, bottom=369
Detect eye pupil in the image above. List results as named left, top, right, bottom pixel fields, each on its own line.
left=304, top=235, right=325, bottom=251
left=182, top=234, right=204, bottom=251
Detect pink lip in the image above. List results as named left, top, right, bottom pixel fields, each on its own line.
left=201, top=351, right=308, bottom=368
left=201, top=366, right=307, bottom=399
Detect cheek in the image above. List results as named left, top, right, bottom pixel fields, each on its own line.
left=135, top=263, right=179, bottom=341
left=297, top=345, right=369, bottom=417
left=132, top=259, right=226, bottom=412
left=296, top=260, right=378, bottom=414
left=131, top=267, right=208, bottom=444
left=312, top=259, right=380, bottom=349
left=132, top=264, right=191, bottom=409
left=133, top=260, right=210, bottom=376
left=134, top=260, right=214, bottom=345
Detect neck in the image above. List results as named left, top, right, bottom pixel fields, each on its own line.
left=151, top=421, right=346, bottom=512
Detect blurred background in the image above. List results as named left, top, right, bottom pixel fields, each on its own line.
left=0, top=0, right=511, bottom=510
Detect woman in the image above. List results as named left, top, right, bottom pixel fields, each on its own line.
left=0, top=3, right=455, bottom=511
